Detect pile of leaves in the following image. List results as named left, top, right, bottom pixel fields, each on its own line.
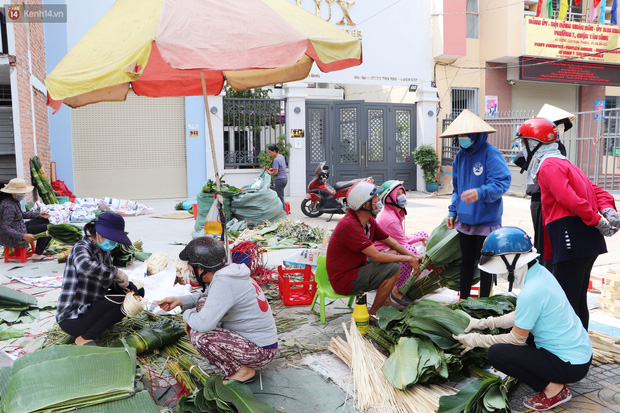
left=366, top=296, right=517, bottom=390
left=398, top=218, right=480, bottom=301
left=111, top=240, right=144, bottom=267
left=438, top=370, right=518, bottom=413
left=201, top=178, right=242, bottom=194
left=229, top=220, right=327, bottom=248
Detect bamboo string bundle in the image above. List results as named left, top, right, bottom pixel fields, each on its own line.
left=590, top=330, right=620, bottom=365
left=329, top=322, right=455, bottom=413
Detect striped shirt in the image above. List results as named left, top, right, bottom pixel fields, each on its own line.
left=56, top=236, right=118, bottom=322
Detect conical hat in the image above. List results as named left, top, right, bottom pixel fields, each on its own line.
left=439, top=109, right=496, bottom=138
left=536, top=104, right=576, bottom=123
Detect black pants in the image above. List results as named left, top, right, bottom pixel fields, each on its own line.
left=272, top=178, right=287, bottom=210
left=458, top=233, right=492, bottom=299
left=529, top=195, right=553, bottom=271
left=25, top=218, right=51, bottom=255
left=554, top=256, right=596, bottom=330
left=58, top=283, right=130, bottom=340
left=488, top=343, right=591, bottom=392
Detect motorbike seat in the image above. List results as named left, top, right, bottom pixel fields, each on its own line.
left=334, top=178, right=366, bottom=191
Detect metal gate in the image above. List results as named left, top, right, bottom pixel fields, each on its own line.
left=306, top=101, right=417, bottom=188
left=441, top=108, right=620, bottom=195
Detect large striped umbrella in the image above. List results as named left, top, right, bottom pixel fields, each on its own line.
left=45, top=0, right=362, bottom=112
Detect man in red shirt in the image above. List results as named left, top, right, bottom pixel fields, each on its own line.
left=326, top=181, right=422, bottom=317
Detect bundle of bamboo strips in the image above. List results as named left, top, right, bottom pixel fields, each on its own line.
left=329, top=322, right=455, bottom=413
left=590, top=330, right=620, bottom=365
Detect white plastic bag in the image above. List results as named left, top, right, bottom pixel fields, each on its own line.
left=204, top=200, right=222, bottom=234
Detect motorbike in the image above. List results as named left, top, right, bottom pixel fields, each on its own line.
left=301, top=162, right=370, bottom=220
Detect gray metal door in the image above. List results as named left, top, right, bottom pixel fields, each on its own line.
left=306, top=101, right=417, bottom=189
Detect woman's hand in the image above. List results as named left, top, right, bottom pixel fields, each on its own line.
left=23, top=233, right=35, bottom=243
left=420, top=237, right=428, bottom=246
left=461, top=189, right=479, bottom=203
left=408, top=254, right=422, bottom=274
left=157, top=296, right=182, bottom=311
left=184, top=322, right=191, bottom=336
left=446, top=217, right=455, bottom=230
left=39, top=212, right=50, bottom=219
left=114, top=269, right=129, bottom=289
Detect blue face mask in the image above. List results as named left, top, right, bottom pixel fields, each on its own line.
left=458, top=137, right=474, bottom=149
left=97, top=238, right=118, bottom=251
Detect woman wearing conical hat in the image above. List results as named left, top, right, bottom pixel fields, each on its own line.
left=440, top=110, right=511, bottom=299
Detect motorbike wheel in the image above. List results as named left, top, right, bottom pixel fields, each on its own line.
left=301, top=198, right=323, bottom=218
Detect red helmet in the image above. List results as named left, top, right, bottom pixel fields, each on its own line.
left=516, top=118, right=558, bottom=143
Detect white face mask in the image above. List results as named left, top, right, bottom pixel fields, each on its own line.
left=497, top=265, right=528, bottom=291
left=396, top=194, right=407, bottom=208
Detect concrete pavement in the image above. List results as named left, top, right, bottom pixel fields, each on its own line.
left=1, top=191, right=620, bottom=412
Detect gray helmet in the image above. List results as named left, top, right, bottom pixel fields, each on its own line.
left=180, top=237, right=226, bottom=273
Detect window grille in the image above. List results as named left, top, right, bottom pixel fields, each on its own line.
left=451, top=88, right=479, bottom=118
left=223, top=98, right=286, bottom=168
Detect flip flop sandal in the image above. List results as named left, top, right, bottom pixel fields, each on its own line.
left=223, top=375, right=256, bottom=385
left=32, top=256, right=55, bottom=262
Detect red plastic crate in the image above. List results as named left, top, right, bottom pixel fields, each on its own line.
left=277, top=265, right=317, bottom=306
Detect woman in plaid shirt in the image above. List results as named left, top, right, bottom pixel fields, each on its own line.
left=56, top=212, right=139, bottom=346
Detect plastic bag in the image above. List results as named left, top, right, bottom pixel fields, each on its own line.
left=204, top=200, right=223, bottom=235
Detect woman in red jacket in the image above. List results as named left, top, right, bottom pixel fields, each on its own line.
left=515, top=118, right=620, bottom=329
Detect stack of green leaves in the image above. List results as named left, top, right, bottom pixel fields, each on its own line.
left=202, top=177, right=242, bottom=194
left=381, top=336, right=450, bottom=389
left=437, top=374, right=518, bottom=413
left=177, top=375, right=276, bottom=413
left=0, top=346, right=136, bottom=412
left=71, top=391, right=161, bottom=413
left=454, top=296, right=517, bottom=319
left=399, top=218, right=480, bottom=301
left=0, top=285, right=36, bottom=311
left=372, top=300, right=480, bottom=386
left=108, top=318, right=185, bottom=354
left=47, top=223, right=83, bottom=245
left=29, top=156, right=58, bottom=205
left=111, top=240, right=143, bottom=267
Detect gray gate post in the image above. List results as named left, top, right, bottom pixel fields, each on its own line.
left=414, top=85, right=440, bottom=191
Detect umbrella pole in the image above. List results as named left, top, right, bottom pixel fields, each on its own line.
left=201, top=71, right=231, bottom=262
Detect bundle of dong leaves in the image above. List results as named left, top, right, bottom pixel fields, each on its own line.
left=438, top=373, right=518, bottom=413
left=0, top=345, right=162, bottom=413
left=29, top=156, right=58, bottom=205
left=367, top=297, right=516, bottom=391
left=398, top=217, right=481, bottom=301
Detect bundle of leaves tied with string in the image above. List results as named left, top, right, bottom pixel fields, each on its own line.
left=398, top=217, right=480, bottom=301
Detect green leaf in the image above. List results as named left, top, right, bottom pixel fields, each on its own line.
left=212, top=375, right=276, bottom=413
left=382, top=337, right=420, bottom=389
left=483, top=385, right=508, bottom=411
left=376, top=306, right=406, bottom=330
left=437, top=379, right=484, bottom=413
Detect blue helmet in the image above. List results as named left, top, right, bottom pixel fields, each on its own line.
left=480, top=227, right=532, bottom=262
left=480, top=227, right=535, bottom=292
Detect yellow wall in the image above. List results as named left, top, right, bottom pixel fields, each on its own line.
left=511, top=82, right=579, bottom=114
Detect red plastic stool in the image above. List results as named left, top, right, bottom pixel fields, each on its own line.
left=285, top=202, right=291, bottom=215
left=4, top=242, right=36, bottom=263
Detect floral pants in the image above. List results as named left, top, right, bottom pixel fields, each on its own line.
left=395, top=231, right=429, bottom=290
left=190, top=297, right=277, bottom=377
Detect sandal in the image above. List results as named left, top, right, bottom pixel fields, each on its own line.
left=223, top=374, right=256, bottom=385
left=32, top=256, right=55, bottom=262
left=390, top=292, right=415, bottom=306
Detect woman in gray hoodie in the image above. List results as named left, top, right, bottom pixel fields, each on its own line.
left=158, top=237, right=278, bottom=384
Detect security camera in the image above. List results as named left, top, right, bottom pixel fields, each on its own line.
left=507, top=80, right=516, bottom=86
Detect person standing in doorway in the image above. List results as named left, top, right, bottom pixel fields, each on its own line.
left=266, top=145, right=287, bottom=210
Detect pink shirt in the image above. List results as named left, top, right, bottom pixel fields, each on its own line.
left=373, top=205, right=423, bottom=251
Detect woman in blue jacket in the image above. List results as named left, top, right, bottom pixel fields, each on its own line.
left=440, top=110, right=511, bottom=299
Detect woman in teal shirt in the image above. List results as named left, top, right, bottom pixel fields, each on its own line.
left=453, top=227, right=592, bottom=412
